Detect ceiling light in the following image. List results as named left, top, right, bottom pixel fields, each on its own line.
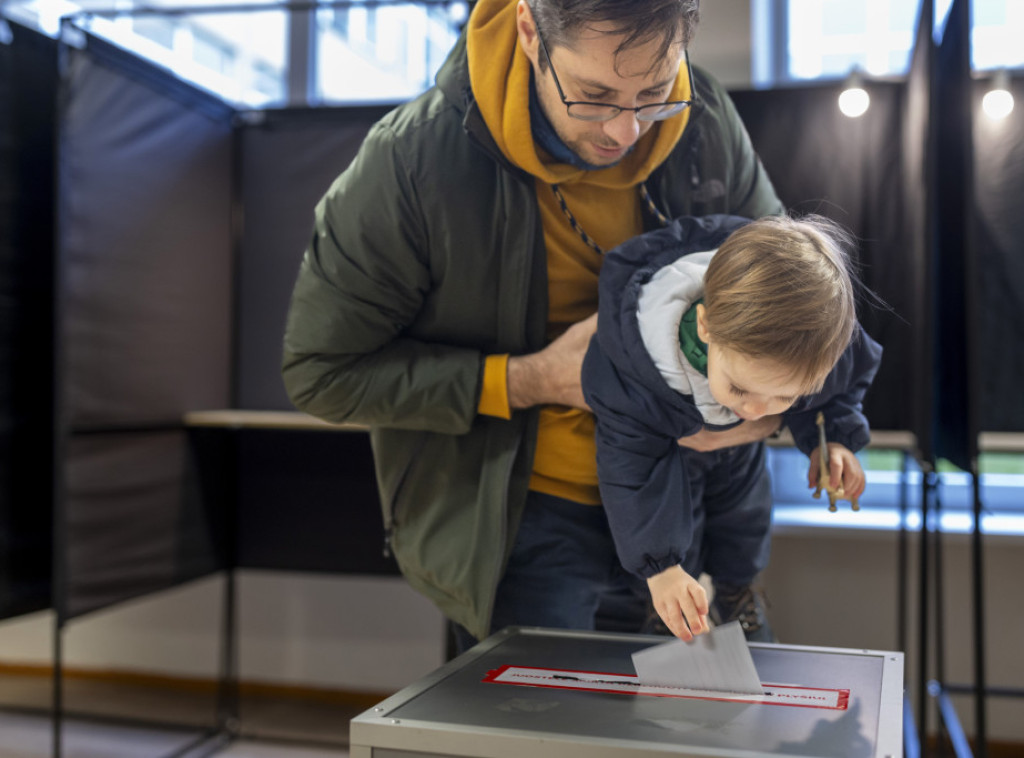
left=982, top=69, right=1014, bottom=120
left=838, top=68, right=870, bottom=118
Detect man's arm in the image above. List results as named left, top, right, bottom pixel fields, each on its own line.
left=282, top=126, right=485, bottom=434
left=677, top=415, right=782, bottom=452
left=504, top=312, right=782, bottom=446
left=284, top=119, right=600, bottom=431
left=508, top=314, right=597, bottom=410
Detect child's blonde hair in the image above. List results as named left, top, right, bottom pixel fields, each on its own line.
left=702, top=214, right=858, bottom=394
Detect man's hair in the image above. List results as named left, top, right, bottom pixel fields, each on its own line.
left=530, top=0, right=700, bottom=71
left=702, top=214, right=859, bottom=394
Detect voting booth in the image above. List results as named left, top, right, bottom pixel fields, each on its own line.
left=350, top=627, right=904, bottom=758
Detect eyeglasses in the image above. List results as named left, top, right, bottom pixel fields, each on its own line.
left=535, top=25, right=694, bottom=123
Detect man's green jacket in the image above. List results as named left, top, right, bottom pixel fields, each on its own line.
left=282, top=33, right=784, bottom=641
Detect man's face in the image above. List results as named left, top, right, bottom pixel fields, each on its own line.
left=517, top=4, right=685, bottom=167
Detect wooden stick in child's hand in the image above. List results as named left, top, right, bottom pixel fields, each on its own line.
left=812, top=412, right=859, bottom=512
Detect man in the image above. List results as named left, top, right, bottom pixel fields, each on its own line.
left=282, top=0, right=784, bottom=650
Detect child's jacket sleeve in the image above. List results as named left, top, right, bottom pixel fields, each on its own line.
left=783, top=327, right=884, bottom=456
left=583, top=339, right=706, bottom=580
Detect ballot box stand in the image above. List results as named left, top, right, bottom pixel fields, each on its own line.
left=350, top=626, right=905, bottom=758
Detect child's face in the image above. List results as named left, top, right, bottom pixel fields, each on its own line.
left=696, top=304, right=813, bottom=421
left=704, top=343, right=804, bottom=421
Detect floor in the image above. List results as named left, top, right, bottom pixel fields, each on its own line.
left=0, top=671, right=362, bottom=758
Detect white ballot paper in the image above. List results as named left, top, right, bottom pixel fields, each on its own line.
left=631, top=621, right=765, bottom=695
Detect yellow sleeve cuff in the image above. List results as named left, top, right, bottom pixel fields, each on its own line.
left=478, top=354, right=511, bottom=420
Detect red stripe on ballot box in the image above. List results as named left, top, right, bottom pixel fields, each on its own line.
left=483, top=665, right=849, bottom=710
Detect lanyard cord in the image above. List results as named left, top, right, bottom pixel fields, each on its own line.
left=549, top=181, right=670, bottom=256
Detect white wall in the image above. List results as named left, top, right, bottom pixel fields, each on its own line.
left=0, top=573, right=447, bottom=693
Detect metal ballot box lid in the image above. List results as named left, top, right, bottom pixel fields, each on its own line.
left=350, top=627, right=904, bottom=758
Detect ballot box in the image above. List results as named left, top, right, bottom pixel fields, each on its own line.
left=349, top=626, right=904, bottom=758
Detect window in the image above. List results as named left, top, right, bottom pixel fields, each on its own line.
left=3, top=0, right=288, bottom=106
left=2, top=0, right=469, bottom=107
left=132, top=16, right=175, bottom=51
left=754, top=0, right=1024, bottom=87
left=973, top=0, right=1024, bottom=69
left=316, top=1, right=468, bottom=104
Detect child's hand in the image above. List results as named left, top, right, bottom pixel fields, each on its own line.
left=808, top=442, right=866, bottom=502
left=646, top=565, right=709, bottom=641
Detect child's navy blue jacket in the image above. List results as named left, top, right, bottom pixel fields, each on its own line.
left=581, top=214, right=884, bottom=580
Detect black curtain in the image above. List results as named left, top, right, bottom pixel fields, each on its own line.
left=971, top=76, right=1024, bottom=432
left=931, top=0, right=976, bottom=469
left=0, top=22, right=57, bottom=621
left=730, top=83, right=913, bottom=433
left=899, top=0, right=936, bottom=460
left=233, top=428, right=396, bottom=574
left=57, top=34, right=235, bottom=620
left=56, top=49, right=402, bottom=620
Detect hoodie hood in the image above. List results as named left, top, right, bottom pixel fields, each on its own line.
left=465, top=0, right=691, bottom=187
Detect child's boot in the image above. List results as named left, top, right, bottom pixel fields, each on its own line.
left=711, top=584, right=776, bottom=642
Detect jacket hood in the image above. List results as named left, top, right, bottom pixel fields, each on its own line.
left=635, top=250, right=744, bottom=426
left=464, top=0, right=691, bottom=187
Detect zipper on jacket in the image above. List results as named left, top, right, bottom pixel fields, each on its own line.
left=463, top=103, right=535, bottom=185
left=688, top=130, right=702, bottom=190
left=479, top=204, right=541, bottom=636
left=679, top=122, right=704, bottom=193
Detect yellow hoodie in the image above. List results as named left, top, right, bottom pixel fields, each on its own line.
left=469, top=0, right=691, bottom=504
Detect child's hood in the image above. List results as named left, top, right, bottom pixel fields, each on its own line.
left=634, top=250, right=743, bottom=426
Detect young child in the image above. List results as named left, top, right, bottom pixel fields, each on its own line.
left=581, top=214, right=883, bottom=642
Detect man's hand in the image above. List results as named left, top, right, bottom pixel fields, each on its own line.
left=507, top=313, right=597, bottom=410
left=646, top=565, right=709, bottom=641
left=678, top=415, right=782, bottom=452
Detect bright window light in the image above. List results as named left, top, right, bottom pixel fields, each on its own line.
left=1, top=0, right=469, bottom=107
left=316, top=2, right=467, bottom=104
left=770, top=0, right=1024, bottom=85
left=787, top=0, right=916, bottom=82
left=767, top=447, right=1024, bottom=536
